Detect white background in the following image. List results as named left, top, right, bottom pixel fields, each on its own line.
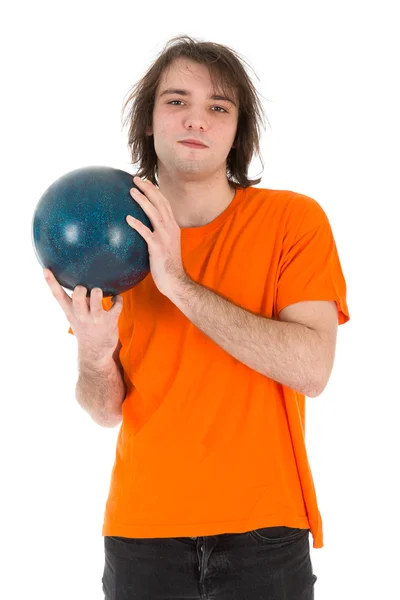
left=2, top=1, right=399, bottom=598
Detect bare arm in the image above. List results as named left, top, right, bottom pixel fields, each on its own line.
left=76, top=342, right=126, bottom=428
left=42, top=269, right=126, bottom=427
left=169, top=279, right=331, bottom=398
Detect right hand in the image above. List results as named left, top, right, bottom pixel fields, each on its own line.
left=43, top=268, right=123, bottom=361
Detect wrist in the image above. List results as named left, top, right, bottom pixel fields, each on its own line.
left=78, top=347, right=115, bottom=370
left=167, top=274, right=195, bottom=305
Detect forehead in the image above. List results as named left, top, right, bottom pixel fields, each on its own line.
left=160, top=58, right=212, bottom=84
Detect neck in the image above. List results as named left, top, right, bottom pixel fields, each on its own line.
left=156, top=168, right=236, bottom=228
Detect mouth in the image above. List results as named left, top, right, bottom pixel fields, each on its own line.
left=178, top=140, right=208, bottom=149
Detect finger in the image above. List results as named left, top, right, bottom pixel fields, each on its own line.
left=72, top=285, right=90, bottom=317
left=43, top=269, right=73, bottom=316
left=129, top=188, right=162, bottom=224
left=139, top=179, right=175, bottom=221
left=89, top=287, right=104, bottom=319
left=131, top=181, right=172, bottom=224
left=126, top=216, right=151, bottom=241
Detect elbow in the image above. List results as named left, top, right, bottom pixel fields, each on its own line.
left=99, top=388, right=126, bottom=427
left=95, top=412, right=123, bottom=428
left=308, top=374, right=329, bottom=398
left=102, top=417, right=122, bottom=428
left=307, top=386, right=322, bottom=398
left=91, top=402, right=124, bottom=428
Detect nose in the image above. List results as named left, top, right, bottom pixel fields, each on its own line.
left=183, top=108, right=207, bottom=131
left=185, top=120, right=205, bottom=131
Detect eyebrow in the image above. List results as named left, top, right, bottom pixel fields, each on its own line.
left=158, top=88, right=237, bottom=107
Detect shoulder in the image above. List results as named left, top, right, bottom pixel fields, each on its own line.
left=243, top=186, right=329, bottom=229
left=279, top=190, right=330, bottom=231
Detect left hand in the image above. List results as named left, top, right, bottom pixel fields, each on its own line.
left=126, top=176, right=189, bottom=297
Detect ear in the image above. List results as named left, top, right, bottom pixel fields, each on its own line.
left=145, top=126, right=153, bottom=136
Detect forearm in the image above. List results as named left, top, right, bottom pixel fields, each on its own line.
left=170, top=280, right=322, bottom=397
left=76, top=353, right=126, bottom=427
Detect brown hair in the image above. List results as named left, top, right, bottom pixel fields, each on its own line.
left=121, top=35, right=270, bottom=188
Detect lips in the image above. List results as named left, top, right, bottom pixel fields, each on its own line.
left=179, top=139, right=207, bottom=148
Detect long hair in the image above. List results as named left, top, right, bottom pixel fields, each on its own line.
left=121, top=35, right=270, bottom=188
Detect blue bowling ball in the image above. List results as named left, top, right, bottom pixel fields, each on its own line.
left=32, top=166, right=153, bottom=297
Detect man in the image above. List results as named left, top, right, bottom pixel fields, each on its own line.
left=44, top=35, right=350, bottom=599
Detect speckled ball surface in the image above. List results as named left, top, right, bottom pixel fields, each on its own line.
left=32, top=166, right=153, bottom=297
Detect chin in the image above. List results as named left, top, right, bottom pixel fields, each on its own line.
left=171, top=158, right=207, bottom=174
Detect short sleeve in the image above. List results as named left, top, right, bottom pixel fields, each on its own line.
left=68, top=295, right=114, bottom=335
left=276, top=196, right=350, bottom=325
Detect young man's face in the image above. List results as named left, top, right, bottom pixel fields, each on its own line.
left=147, top=58, right=239, bottom=179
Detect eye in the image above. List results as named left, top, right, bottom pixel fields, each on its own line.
left=167, top=100, right=228, bottom=113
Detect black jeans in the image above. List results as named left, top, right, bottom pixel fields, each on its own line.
left=102, top=526, right=318, bottom=599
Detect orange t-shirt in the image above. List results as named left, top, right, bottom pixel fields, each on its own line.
left=68, top=186, right=350, bottom=549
